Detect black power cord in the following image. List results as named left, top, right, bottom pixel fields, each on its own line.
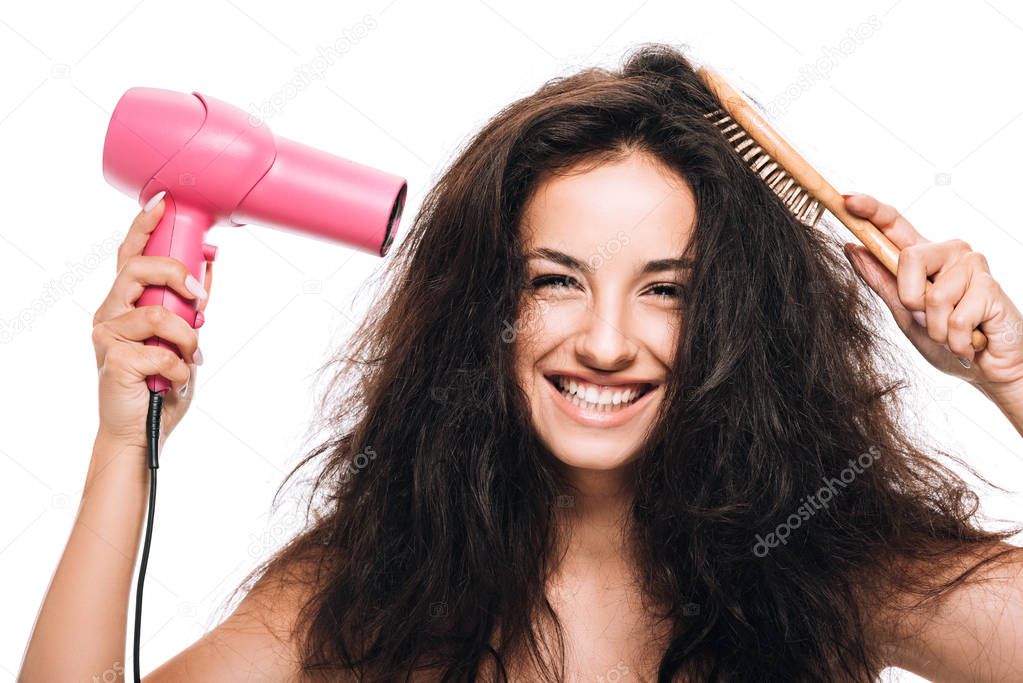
left=134, top=389, right=163, bottom=683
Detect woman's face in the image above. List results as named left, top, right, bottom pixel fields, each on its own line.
left=514, top=151, right=697, bottom=472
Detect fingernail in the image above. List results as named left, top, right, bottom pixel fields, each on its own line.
left=185, top=273, right=208, bottom=300
left=180, top=364, right=196, bottom=397
left=958, top=356, right=971, bottom=369
left=842, top=193, right=855, bottom=199
left=193, top=346, right=204, bottom=366
left=144, top=191, right=166, bottom=213
left=911, top=310, right=927, bottom=327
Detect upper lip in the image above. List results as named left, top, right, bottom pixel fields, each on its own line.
left=545, top=370, right=661, bottom=390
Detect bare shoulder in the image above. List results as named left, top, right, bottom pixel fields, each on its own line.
left=144, top=549, right=342, bottom=682
left=867, top=540, right=1023, bottom=682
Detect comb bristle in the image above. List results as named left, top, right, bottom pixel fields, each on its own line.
left=704, top=109, right=824, bottom=228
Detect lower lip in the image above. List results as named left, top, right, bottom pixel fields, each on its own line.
left=545, top=376, right=659, bottom=428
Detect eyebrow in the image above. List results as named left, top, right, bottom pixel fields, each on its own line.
left=525, top=247, right=695, bottom=275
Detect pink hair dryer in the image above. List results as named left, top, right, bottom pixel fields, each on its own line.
left=102, top=87, right=407, bottom=394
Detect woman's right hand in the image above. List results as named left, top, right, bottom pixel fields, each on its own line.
left=91, top=196, right=212, bottom=451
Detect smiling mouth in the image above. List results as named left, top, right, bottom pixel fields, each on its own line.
left=544, top=374, right=657, bottom=412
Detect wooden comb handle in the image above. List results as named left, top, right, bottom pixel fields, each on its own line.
left=697, top=64, right=988, bottom=352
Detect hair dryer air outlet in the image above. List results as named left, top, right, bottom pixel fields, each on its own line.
left=102, top=86, right=408, bottom=394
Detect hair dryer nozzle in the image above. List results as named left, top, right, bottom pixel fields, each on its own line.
left=233, top=136, right=407, bottom=257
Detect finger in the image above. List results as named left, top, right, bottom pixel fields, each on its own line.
left=843, top=194, right=929, bottom=249
left=94, top=255, right=207, bottom=326
left=919, top=258, right=971, bottom=345
left=93, top=304, right=201, bottom=366
left=141, top=347, right=193, bottom=396
left=846, top=243, right=951, bottom=362
left=946, top=278, right=993, bottom=363
left=178, top=363, right=197, bottom=399
left=896, top=241, right=971, bottom=321
left=100, top=342, right=192, bottom=395
left=116, top=192, right=166, bottom=272
left=845, top=243, right=915, bottom=331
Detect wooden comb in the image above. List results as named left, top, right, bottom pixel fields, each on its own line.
left=696, top=64, right=988, bottom=355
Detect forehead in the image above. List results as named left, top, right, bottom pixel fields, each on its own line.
left=519, top=152, right=697, bottom=257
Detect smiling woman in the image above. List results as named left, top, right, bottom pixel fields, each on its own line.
left=191, top=43, right=1023, bottom=681
left=20, top=40, right=1023, bottom=683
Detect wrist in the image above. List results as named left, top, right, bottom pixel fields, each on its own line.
left=973, top=377, right=1023, bottom=407
left=87, top=432, right=149, bottom=491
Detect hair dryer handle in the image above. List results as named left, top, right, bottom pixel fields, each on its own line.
left=136, top=193, right=215, bottom=395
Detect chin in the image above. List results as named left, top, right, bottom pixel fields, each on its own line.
left=542, top=435, right=645, bottom=472
left=529, top=372, right=665, bottom=473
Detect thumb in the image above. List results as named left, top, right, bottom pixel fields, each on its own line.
left=843, top=242, right=916, bottom=332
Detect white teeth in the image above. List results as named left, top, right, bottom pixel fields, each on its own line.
left=553, top=375, right=649, bottom=411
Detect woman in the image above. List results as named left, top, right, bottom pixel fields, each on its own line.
left=21, top=43, right=1023, bottom=681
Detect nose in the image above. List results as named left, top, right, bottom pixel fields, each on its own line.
left=573, top=301, right=639, bottom=371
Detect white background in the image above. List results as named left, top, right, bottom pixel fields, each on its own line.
left=2, top=1, right=1022, bottom=681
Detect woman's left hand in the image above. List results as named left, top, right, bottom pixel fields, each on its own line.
left=840, top=193, right=1023, bottom=395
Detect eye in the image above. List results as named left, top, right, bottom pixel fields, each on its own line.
left=531, top=274, right=580, bottom=290
left=646, top=282, right=685, bottom=299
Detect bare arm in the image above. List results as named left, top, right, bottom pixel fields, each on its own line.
left=878, top=542, right=1023, bottom=682
left=19, top=435, right=150, bottom=680
left=20, top=428, right=316, bottom=681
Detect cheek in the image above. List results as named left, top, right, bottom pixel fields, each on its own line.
left=511, top=298, right=570, bottom=393
left=511, top=296, right=561, bottom=347
left=520, top=295, right=586, bottom=342
left=510, top=299, right=546, bottom=387
left=657, top=313, right=682, bottom=362
left=639, top=302, right=683, bottom=356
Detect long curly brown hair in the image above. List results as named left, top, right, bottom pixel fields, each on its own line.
left=224, top=42, right=1023, bottom=681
